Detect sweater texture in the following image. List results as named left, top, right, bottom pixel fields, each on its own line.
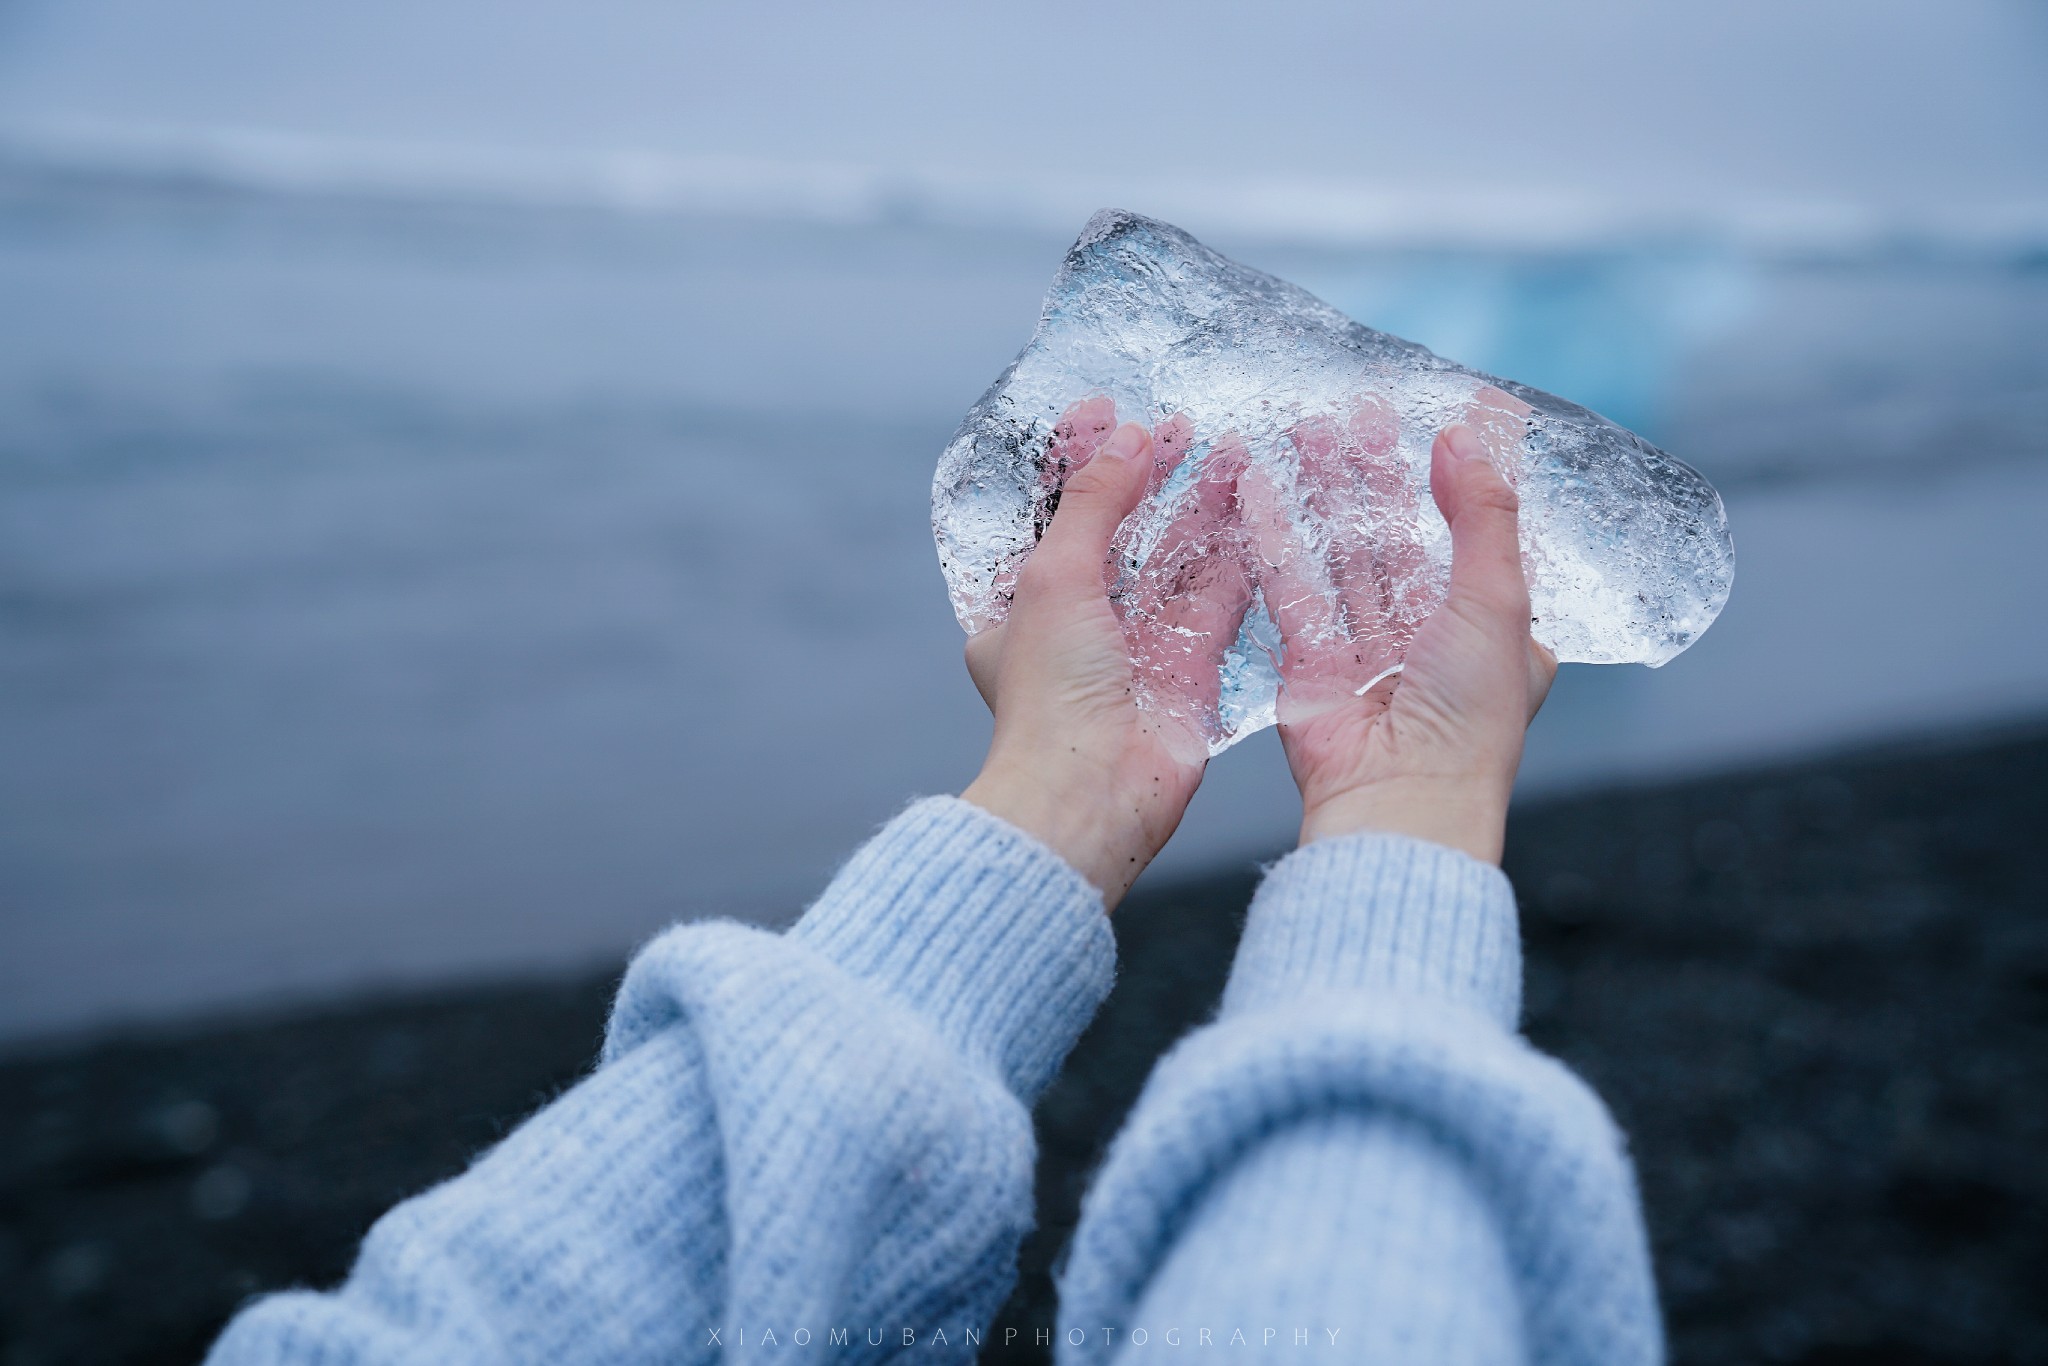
left=206, top=797, right=1661, bottom=1364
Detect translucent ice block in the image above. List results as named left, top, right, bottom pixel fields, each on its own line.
left=933, top=210, right=1735, bottom=754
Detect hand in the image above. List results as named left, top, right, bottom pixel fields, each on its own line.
left=1267, top=401, right=1557, bottom=864
left=1237, top=395, right=1416, bottom=718
left=961, top=417, right=1233, bottom=907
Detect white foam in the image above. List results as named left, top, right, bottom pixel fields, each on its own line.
left=5, top=119, right=2046, bottom=263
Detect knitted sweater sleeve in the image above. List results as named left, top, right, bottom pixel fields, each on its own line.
left=205, top=797, right=1114, bottom=1365
left=1055, top=834, right=1664, bottom=1365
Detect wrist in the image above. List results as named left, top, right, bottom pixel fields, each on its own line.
left=1298, top=777, right=1511, bottom=865
left=962, top=762, right=1147, bottom=908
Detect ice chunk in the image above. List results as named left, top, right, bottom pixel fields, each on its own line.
left=932, top=210, right=1735, bottom=756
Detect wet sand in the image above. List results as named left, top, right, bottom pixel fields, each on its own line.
left=3, top=721, right=2045, bottom=1364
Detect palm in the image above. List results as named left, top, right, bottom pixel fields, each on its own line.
left=966, top=586, right=1206, bottom=861
left=1276, top=684, right=1400, bottom=810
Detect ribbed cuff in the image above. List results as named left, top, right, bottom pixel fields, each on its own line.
left=792, top=796, right=1116, bottom=1103
left=1220, top=833, right=1522, bottom=1029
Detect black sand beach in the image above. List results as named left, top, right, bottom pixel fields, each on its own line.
left=4, top=722, right=2045, bottom=1364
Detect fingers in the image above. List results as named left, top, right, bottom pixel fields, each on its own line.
left=1347, top=393, right=1401, bottom=457
left=1239, top=456, right=1337, bottom=645
left=1241, top=454, right=1380, bottom=723
left=1465, top=386, right=1533, bottom=474
left=1036, top=396, right=1119, bottom=541
left=1294, top=396, right=1408, bottom=648
left=1127, top=440, right=1253, bottom=711
left=1048, top=397, right=1119, bottom=480
left=1151, top=412, right=1196, bottom=496
left=1431, top=423, right=1529, bottom=630
left=1027, top=421, right=1153, bottom=596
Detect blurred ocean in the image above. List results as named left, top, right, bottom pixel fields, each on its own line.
left=3, top=137, right=2046, bottom=1046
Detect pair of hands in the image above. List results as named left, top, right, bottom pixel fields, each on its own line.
left=961, top=414, right=1556, bottom=908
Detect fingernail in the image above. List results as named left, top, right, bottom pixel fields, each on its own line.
left=1099, top=423, right=1150, bottom=462
left=1445, top=424, right=1489, bottom=462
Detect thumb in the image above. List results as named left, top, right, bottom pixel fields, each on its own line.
left=1029, top=421, right=1153, bottom=591
left=1430, top=423, right=1529, bottom=632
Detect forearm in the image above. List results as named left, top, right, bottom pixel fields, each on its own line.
left=210, top=798, right=1115, bottom=1365
left=1059, top=834, right=1661, bottom=1364
left=1126, top=1114, right=1524, bottom=1361
left=207, top=1029, right=726, bottom=1365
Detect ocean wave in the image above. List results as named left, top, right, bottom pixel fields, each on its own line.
left=3, top=120, right=2045, bottom=263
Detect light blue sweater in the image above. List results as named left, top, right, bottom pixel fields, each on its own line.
left=207, top=797, right=1661, bottom=1363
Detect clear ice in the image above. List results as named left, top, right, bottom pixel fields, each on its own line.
left=932, top=210, right=1735, bottom=756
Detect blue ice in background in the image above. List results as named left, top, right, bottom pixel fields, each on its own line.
left=2, top=0, right=2045, bottom=1046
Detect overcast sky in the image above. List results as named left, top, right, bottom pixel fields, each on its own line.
left=1, top=0, right=2043, bottom=217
